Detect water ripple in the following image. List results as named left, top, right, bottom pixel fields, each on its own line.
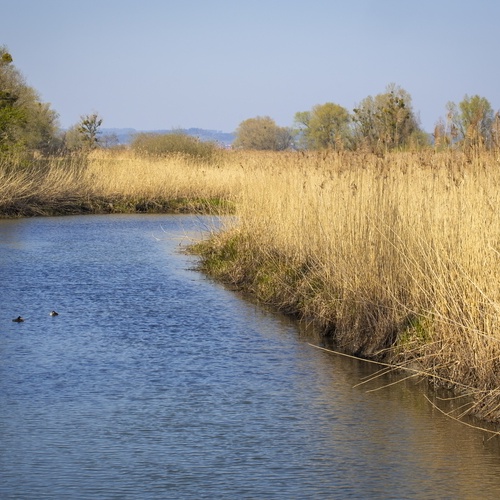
left=1, top=215, right=500, bottom=499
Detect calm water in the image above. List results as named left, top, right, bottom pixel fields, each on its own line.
left=2, top=214, right=500, bottom=499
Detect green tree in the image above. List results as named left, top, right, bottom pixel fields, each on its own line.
left=353, top=83, right=421, bottom=152
left=447, top=95, right=494, bottom=149
left=0, top=45, right=59, bottom=154
left=233, top=116, right=292, bottom=151
left=0, top=47, right=26, bottom=152
left=0, top=89, right=25, bottom=152
left=294, top=102, right=351, bottom=150
left=22, top=92, right=60, bottom=152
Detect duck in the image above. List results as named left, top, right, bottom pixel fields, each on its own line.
left=12, top=316, right=24, bottom=322
left=49, top=311, right=59, bottom=316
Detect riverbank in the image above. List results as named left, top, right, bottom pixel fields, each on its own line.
left=0, top=150, right=235, bottom=217
left=4, top=148, right=500, bottom=423
left=191, top=149, right=500, bottom=423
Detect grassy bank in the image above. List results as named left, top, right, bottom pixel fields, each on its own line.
left=193, top=149, right=500, bottom=423
left=0, top=150, right=237, bottom=217
left=4, top=148, right=500, bottom=423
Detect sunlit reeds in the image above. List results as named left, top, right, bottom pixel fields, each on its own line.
left=0, top=150, right=240, bottom=215
left=196, top=148, right=500, bottom=421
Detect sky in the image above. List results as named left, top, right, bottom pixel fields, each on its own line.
left=2, top=0, right=499, bottom=133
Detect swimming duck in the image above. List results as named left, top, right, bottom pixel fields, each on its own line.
left=12, top=316, right=24, bottom=322
left=49, top=311, right=59, bottom=316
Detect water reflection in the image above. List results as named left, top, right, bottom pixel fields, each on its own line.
left=1, top=214, right=500, bottom=499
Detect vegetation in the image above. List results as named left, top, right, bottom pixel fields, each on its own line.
left=190, top=148, right=500, bottom=423
left=1, top=46, right=498, bottom=158
left=130, top=131, right=221, bottom=162
left=351, top=83, right=423, bottom=152
left=77, top=112, right=103, bottom=149
left=233, top=84, right=431, bottom=152
left=0, top=46, right=60, bottom=154
left=448, top=95, right=497, bottom=150
left=232, top=116, right=293, bottom=150
left=4, top=143, right=500, bottom=424
left=0, top=150, right=235, bottom=216
left=294, top=102, right=351, bottom=150
left=63, top=113, right=104, bottom=151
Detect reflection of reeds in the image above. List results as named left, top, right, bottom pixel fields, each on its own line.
left=3, top=147, right=500, bottom=421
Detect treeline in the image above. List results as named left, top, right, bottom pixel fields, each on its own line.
left=2, top=44, right=499, bottom=158
left=0, top=47, right=59, bottom=154
left=0, top=46, right=108, bottom=156
left=233, top=83, right=500, bottom=154
left=0, top=46, right=224, bottom=159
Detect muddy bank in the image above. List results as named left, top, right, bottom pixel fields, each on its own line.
left=0, top=197, right=228, bottom=218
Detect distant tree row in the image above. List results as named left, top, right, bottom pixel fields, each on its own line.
left=233, top=83, right=500, bottom=153
left=2, top=45, right=499, bottom=157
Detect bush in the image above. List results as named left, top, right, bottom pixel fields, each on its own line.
left=131, top=132, right=220, bottom=162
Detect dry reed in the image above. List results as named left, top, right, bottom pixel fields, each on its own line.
left=196, top=149, right=500, bottom=422
left=0, top=150, right=240, bottom=215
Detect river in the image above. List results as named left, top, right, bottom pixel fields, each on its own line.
left=1, top=214, right=500, bottom=499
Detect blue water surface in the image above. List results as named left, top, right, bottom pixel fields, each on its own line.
left=1, top=214, right=500, bottom=500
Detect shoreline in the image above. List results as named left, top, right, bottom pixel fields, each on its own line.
left=191, top=231, right=500, bottom=426
left=0, top=197, right=230, bottom=219
left=4, top=149, right=500, bottom=428
left=5, top=200, right=500, bottom=430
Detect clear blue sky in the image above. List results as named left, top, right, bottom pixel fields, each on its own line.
left=2, top=0, right=499, bottom=133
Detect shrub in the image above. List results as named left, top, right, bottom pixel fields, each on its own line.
left=131, top=132, right=220, bottom=162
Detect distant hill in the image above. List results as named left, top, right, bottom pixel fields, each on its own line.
left=100, top=128, right=235, bottom=147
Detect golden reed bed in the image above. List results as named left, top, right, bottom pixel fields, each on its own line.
left=3, top=148, right=500, bottom=422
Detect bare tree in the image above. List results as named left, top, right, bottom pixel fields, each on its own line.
left=77, top=113, right=103, bottom=149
